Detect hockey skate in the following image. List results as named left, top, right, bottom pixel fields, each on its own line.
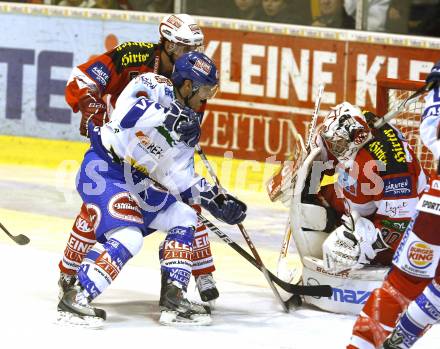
left=195, top=273, right=219, bottom=307
left=57, top=284, right=106, bottom=329
left=57, top=272, right=77, bottom=300
left=159, top=274, right=211, bottom=326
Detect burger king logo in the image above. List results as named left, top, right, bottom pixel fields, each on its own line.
left=407, top=241, right=434, bottom=269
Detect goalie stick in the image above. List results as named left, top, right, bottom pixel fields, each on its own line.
left=0, top=221, right=30, bottom=245
left=195, top=145, right=290, bottom=312
left=277, top=83, right=324, bottom=281
left=373, top=81, right=435, bottom=128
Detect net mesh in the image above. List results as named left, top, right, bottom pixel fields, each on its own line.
left=386, top=88, right=436, bottom=175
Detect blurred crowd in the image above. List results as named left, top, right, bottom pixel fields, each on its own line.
left=3, top=0, right=439, bottom=37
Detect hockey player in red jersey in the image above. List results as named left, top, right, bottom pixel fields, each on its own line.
left=59, top=13, right=219, bottom=305
left=348, top=62, right=440, bottom=349
left=315, top=101, right=426, bottom=273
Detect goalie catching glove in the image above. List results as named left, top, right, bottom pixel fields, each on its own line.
left=78, top=92, right=108, bottom=137
left=322, top=214, right=389, bottom=273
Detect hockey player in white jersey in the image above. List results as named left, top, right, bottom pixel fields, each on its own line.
left=57, top=52, right=247, bottom=326
left=378, top=61, right=440, bottom=349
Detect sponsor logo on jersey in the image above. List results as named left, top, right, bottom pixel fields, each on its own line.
left=86, top=62, right=110, bottom=90
left=167, top=14, right=183, bottom=28
left=381, top=219, right=409, bottom=233
left=121, top=51, right=150, bottom=68
left=108, top=192, right=144, bottom=224
left=136, top=131, right=164, bottom=159
left=193, top=58, right=212, bottom=76
left=383, top=200, right=411, bottom=218
left=407, top=241, right=434, bottom=269
left=417, top=194, right=440, bottom=215
left=115, top=42, right=154, bottom=52
left=368, top=140, right=388, bottom=163
left=383, top=176, right=412, bottom=197
left=383, top=128, right=406, bottom=163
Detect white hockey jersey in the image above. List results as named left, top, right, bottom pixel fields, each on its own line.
left=100, top=72, right=202, bottom=195
left=421, top=85, right=440, bottom=160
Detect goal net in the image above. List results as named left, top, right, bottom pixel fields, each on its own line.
left=376, top=78, right=436, bottom=175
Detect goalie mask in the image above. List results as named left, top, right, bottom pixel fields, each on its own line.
left=320, top=102, right=371, bottom=166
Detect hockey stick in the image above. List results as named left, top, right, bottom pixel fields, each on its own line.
left=277, top=83, right=324, bottom=281
left=0, top=221, right=30, bottom=245
left=374, top=81, right=435, bottom=128
left=195, top=145, right=290, bottom=312
left=141, top=171, right=333, bottom=299
left=197, top=212, right=333, bottom=297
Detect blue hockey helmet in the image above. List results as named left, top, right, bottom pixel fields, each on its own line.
left=171, top=52, right=219, bottom=99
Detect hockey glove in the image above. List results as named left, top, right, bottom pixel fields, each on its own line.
left=200, top=185, right=247, bottom=225
left=78, top=93, right=108, bottom=137
left=426, top=60, right=440, bottom=86
left=164, top=100, right=201, bottom=147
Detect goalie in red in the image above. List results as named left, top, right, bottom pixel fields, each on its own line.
left=348, top=62, right=440, bottom=349
left=59, top=13, right=219, bottom=307
left=268, top=98, right=427, bottom=315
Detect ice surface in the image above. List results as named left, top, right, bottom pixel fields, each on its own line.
left=0, top=165, right=438, bottom=349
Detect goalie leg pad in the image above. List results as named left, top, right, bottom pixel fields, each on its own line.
left=299, top=203, right=328, bottom=231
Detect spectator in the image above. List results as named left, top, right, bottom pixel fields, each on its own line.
left=408, top=0, right=440, bottom=37
left=344, top=0, right=391, bottom=32
left=57, top=0, right=89, bottom=7
left=256, top=0, right=310, bottom=25
left=185, top=0, right=227, bottom=17
left=90, top=0, right=121, bottom=9
left=115, top=0, right=172, bottom=12
left=312, top=0, right=355, bottom=29
left=232, top=0, right=259, bottom=20
left=385, top=0, right=411, bottom=33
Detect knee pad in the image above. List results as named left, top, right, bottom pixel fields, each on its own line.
left=106, top=226, right=144, bottom=256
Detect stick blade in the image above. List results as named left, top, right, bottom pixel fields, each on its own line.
left=13, top=234, right=30, bottom=245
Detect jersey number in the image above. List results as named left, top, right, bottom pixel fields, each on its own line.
left=120, top=97, right=154, bottom=129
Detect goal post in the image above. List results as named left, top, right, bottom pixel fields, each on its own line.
left=376, top=78, right=436, bottom=175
